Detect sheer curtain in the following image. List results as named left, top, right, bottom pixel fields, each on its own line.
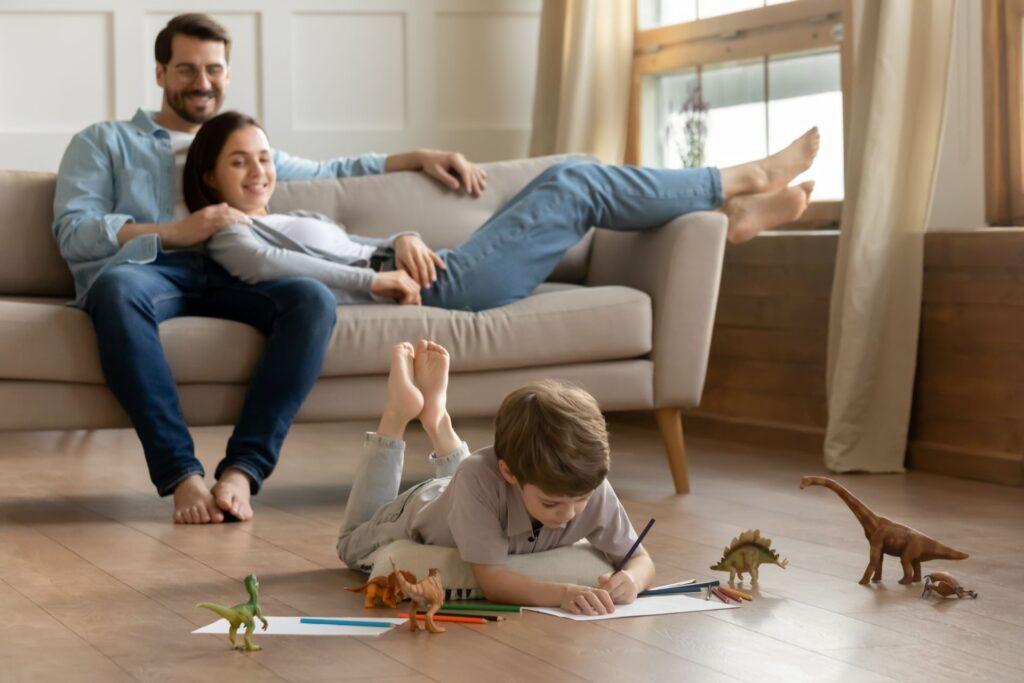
left=528, top=0, right=634, bottom=163
left=824, top=0, right=956, bottom=472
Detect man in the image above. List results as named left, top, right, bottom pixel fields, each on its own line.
left=53, top=13, right=486, bottom=525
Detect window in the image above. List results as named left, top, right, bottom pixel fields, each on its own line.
left=983, top=0, right=1024, bottom=225
left=628, top=0, right=848, bottom=227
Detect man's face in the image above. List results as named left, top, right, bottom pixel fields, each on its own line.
left=156, top=34, right=228, bottom=124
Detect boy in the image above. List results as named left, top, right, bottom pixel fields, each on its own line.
left=337, top=340, right=655, bottom=615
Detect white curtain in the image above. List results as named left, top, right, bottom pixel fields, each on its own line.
left=824, top=0, right=957, bottom=472
left=529, top=0, right=634, bottom=164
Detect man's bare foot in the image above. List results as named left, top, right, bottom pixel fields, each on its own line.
left=173, top=474, right=225, bottom=524
left=724, top=180, right=815, bottom=244
left=760, top=127, right=820, bottom=192
left=378, top=342, right=424, bottom=437
left=413, top=339, right=451, bottom=430
left=211, top=468, right=255, bottom=521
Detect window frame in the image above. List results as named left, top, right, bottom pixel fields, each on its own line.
left=983, top=0, right=1024, bottom=225
left=626, top=0, right=850, bottom=228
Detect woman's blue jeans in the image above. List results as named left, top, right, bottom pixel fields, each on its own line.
left=84, top=251, right=337, bottom=496
left=421, top=160, right=723, bottom=311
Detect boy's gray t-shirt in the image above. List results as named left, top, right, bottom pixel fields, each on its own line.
left=400, top=446, right=641, bottom=566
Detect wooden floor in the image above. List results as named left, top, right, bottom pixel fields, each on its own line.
left=1, top=416, right=1022, bottom=682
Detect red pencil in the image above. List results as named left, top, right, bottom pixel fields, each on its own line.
left=397, top=613, right=487, bottom=625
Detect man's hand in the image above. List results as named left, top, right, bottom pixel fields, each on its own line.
left=598, top=570, right=640, bottom=605
left=560, top=584, right=615, bottom=616
left=371, top=269, right=422, bottom=305
left=163, top=203, right=252, bottom=248
left=416, top=150, right=487, bottom=197
left=394, top=234, right=445, bottom=289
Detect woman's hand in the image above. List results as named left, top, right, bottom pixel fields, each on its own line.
left=560, top=584, right=615, bottom=616
left=371, top=269, right=422, bottom=305
left=394, top=235, right=445, bottom=289
left=416, top=150, right=488, bottom=197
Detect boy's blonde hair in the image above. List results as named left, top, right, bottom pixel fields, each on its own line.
left=493, top=380, right=609, bottom=496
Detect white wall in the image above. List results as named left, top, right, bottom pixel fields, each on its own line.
left=0, top=0, right=541, bottom=172
left=929, top=0, right=986, bottom=230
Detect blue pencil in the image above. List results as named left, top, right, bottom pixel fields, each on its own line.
left=639, top=580, right=720, bottom=597
left=614, top=518, right=655, bottom=573
left=300, top=617, right=395, bottom=629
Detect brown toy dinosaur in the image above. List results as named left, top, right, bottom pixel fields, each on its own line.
left=390, top=557, right=445, bottom=633
left=345, top=570, right=418, bottom=609
left=799, top=476, right=968, bottom=585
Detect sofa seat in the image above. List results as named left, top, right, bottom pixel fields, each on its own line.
left=0, top=283, right=651, bottom=385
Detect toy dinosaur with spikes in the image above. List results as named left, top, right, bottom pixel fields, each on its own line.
left=799, top=476, right=968, bottom=585
left=196, top=574, right=268, bottom=651
left=711, top=529, right=788, bottom=584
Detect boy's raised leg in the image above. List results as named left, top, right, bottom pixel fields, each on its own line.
left=413, top=340, right=466, bottom=476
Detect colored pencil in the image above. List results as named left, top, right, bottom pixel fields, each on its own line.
left=299, top=617, right=394, bottom=628
left=718, top=586, right=752, bottom=602
left=397, top=613, right=487, bottom=625
left=638, top=579, right=720, bottom=597
left=433, top=611, right=504, bottom=621
left=614, top=518, right=655, bottom=573
left=441, top=601, right=521, bottom=613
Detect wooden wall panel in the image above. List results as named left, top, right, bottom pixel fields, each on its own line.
left=682, top=229, right=1024, bottom=486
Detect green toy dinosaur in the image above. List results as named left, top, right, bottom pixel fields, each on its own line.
left=197, top=574, right=268, bottom=652
left=710, top=529, right=789, bottom=584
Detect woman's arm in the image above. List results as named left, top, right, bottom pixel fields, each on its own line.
left=207, top=225, right=375, bottom=293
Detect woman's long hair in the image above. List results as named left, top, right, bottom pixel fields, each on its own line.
left=183, top=110, right=263, bottom=212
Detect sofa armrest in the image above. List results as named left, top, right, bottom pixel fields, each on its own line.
left=584, top=211, right=727, bottom=408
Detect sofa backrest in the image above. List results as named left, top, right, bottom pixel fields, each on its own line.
left=0, top=171, right=76, bottom=297
left=270, top=154, right=594, bottom=283
left=0, top=154, right=593, bottom=298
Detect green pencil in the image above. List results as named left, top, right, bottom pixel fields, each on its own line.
left=441, top=601, right=521, bottom=613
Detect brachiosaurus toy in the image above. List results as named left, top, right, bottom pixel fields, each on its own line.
left=390, top=557, right=446, bottom=633
left=799, top=476, right=968, bottom=585
left=196, top=574, right=269, bottom=651
left=345, top=570, right=418, bottom=609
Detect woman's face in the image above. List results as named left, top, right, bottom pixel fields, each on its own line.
left=204, top=125, right=275, bottom=215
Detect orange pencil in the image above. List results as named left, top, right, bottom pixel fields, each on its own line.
left=718, top=586, right=752, bottom=602
left=397, top=613, right=487, bottom=625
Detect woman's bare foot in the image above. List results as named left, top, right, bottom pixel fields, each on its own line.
left=173, top=474, right=225, bottom=524
left=721, top=128, right=820, bottom=198
left=377, top=342, right=424, bottom=438
left=724, top=180, right=815, bottom=244
left=212, top=468, right=255, bottom=521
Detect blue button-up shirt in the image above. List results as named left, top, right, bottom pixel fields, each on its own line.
left=52, top=108, right=386, bottom=307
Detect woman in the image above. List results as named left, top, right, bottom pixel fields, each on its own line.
left=186, top=112, right=818, bottom=311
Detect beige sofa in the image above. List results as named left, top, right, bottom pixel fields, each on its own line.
left=0, top=155, right=726, bottom=493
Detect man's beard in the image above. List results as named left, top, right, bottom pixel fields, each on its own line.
left=166, top=88, right=223, bottom=125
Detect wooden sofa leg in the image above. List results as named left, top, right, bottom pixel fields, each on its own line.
left=654, top=408, right=690, bottom=494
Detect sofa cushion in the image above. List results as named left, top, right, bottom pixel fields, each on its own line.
left=0, top=171, right=75, bottom=298
left=0, top=284, right=651, bottom=384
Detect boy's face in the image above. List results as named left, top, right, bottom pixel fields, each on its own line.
left=498, top=459, right=594, bottom=528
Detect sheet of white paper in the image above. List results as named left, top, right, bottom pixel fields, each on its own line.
left=523, top=594, right=736, bottom=621
left=193, top=616, right=405, bottom=637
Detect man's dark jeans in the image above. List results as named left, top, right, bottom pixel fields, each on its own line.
left=84, top=251, right=337, bottom=496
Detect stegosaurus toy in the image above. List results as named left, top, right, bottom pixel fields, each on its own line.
left=711, top=529, right=789, bottom=584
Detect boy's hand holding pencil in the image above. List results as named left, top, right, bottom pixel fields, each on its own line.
left=598, top=570, right=639, bottom=604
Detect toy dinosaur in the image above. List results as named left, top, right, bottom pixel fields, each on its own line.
left=710, top=529, right=788, bottom=584
left=196, top=574, right=268, bottom=652
left=345, top=570, right=418, bottom=609
left=389, top=557, right=445, bottom=634
left=799, top=476, right=969, bottom=585
left=922, top=571, right=978, bottom=599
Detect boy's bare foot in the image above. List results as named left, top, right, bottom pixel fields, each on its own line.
left=212, top=468, right=254, bottom=521
left=413, top=339, right=450, bottom=430
left=378, top=342, right=424, bottom=437
left=173, top=475, right=225, bottom=524
left=724, top=180, right=814, bottom=244
left=761, top=127, right=820, bottom=192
